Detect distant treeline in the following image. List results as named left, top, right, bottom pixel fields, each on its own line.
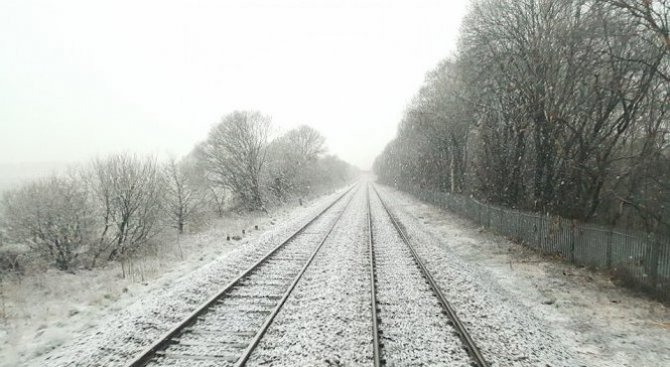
left=375, top=0, right=670, bottom=234
left=0, top=111, right=357, bottom=272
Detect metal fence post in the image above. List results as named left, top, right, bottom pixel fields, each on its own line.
left=488, top=204, right=492, bottom=228
left=570, top=220, right=576, bottom=263
left=402, top=188, right=668, bottom=302
left=606, top=230, right=613, bottom=269
left=478, top=201, right=482, bottom=225
left=649, top=235, right=661, bottom=293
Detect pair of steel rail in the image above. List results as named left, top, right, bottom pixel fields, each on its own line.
left=367, top=183, right=488, bottom=367
left=126, top=184, right=357, bottom=367
left=126, top=182, right=488, bottom=367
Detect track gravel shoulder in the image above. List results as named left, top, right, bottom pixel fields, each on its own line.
left=376, top=184, right=670, bottom=367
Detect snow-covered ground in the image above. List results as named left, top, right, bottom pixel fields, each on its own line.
left=4, top=181, right=667, bottom=367
left=377, top=184, right=670, bottom=367
left=246, top=185, right=372, bottom=366
left=139, top=188, right=356, bottom=367
left=0, top=187, right=351, bottom=367
left=369, top=187, right=472, bottom=366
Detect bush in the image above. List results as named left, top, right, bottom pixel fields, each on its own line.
left=2, top=176, right=95, bottom=271
left=87, top=154, right=165, bottom=264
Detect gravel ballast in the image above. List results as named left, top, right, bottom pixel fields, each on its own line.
left=245, top=186, right=373, bottom=366
left=21, top=181, right=665, bottom=367
left=379, top=184, right=670, bottom=367
left=143, top=191, right=355, bottom=367
left=370, top=187, right=473, bottom=367
left=375, top=184, right=585, bottom=366
left=28, top=187, right=355, bottom=367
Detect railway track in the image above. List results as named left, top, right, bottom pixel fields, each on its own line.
left=369, top=184, right=489, bottom=367
left=366, top=186, right=382, bottom=367
left=126, top=185, right=358, bottom=367
left=125, top=182, right=488, bottom=367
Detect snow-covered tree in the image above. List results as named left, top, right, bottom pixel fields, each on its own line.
left=164, top=157, right=206, bottom=234
left=87, top=154, right=164, bottom=264
left=375, top=0, right=670, bottom=233
left=196, top=111, right=271, bottom=211
left=2, top=176, right=95, bottom=271
left=265, top=125, right=326, bottom=200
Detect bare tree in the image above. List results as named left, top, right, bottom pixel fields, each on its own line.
left=285, top=125, right=327, bottom=161
left=183, top=152, right=229, bottom=217
left=265, top=125, right=326, bottom=200
left=375, top=0, right=670, bottom=234
left=1, top=176, right=94, bottom=271
left=605, top=0, right=670, bottom=55
left=87, top=154, right=164, bottom=264
left=196, top=111, right=271, bottom=211
left=164, top=157, right=205, bottom=234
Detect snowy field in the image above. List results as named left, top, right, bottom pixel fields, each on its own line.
left=0, top=187, right=349, bottom=367
left=378, top=185, right=670, bottom=367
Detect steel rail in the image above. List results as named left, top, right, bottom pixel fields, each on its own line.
left=371, top=184, right=490, bottom=367
left=234, top=185, right=358, bottom=366
left=126, top=184, right=358, bottom=367
left=366, top=185, right=382, bottom=367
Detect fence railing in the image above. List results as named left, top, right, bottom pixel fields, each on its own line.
left=408, top=189, right=670, bottom=302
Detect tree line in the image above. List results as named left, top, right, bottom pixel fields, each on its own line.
left=0, top=111, right=357, bottom=272
left=374, top=0, right=670, bottom=234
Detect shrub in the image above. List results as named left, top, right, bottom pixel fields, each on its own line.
left=2, top=176, right=95, bottom=271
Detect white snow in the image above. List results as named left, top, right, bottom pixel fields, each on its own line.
left=377, top=184, right=670, bottom=367
left=4, top=182, right=666, bottom=367
left=369, top=188, right=473, bottom=366
left=0, top=188, right=350, bottom=367
left=141, top=191, right=355, bottom=367
left=246, top=186, right=372, bottom=366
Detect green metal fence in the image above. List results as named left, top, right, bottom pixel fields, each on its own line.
left=409, top=189, right=670, bottom=302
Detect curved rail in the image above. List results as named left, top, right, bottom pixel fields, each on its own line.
left=371, top=184, right=489, bottom=367
left=366, top=185, right=382, bottom=367
left=126, top=184, right=358, bottom=367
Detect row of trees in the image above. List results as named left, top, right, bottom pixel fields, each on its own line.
left=375, top=0, right=670, bottom=234
left=195, top=111, right=357, bottom=209
left=1, top=112, right=357, bottom=271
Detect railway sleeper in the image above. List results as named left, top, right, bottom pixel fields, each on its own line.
left=170, top=339, right=249, bottom=349
left=155, top=350, right=239, bottom=362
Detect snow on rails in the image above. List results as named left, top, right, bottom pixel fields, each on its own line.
left=124, top=182, right=491, bottom=367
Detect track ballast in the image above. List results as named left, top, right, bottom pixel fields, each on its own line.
left=126, top=182, right=489, bottom=367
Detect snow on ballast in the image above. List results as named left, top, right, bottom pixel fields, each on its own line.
left=370, top=183, right=489, bottom=367
left=126, top=185, right=358, bottom=367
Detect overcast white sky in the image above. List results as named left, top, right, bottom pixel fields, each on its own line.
left=0, top=0, right=469, bottom=169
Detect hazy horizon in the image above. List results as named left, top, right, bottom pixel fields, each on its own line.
left=1, top=0, right=469, bottom=170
